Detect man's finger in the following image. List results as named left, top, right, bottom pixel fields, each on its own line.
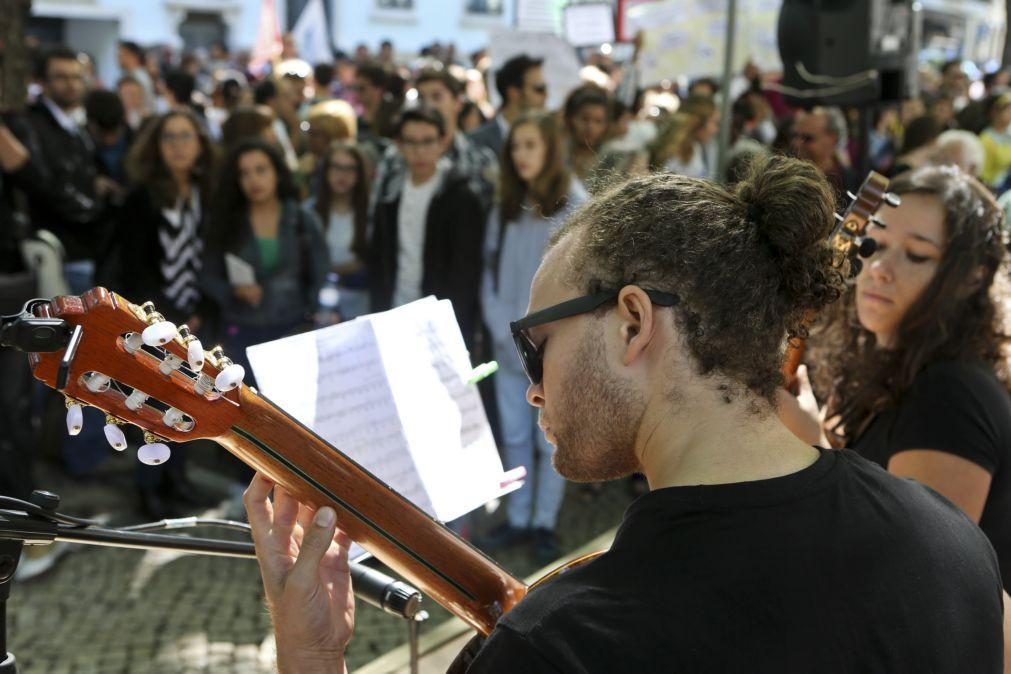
left=271, top=486, right=301, bottom=547
left=244, top=473, right=276, bottom=544
left=288, top=507, right=339, bottom=590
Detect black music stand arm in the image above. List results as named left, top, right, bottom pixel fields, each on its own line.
left=0, top=537, right=21, bottom=673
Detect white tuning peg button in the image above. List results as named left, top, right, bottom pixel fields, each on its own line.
left=138, top=442, right=171, bottom=465
left=66, top=403, right=83, bottom=436
left=142, top=320, right=177, bottom=347
left=187, top=338, right=205, bottom=372
left=215, top=364, right=245, bottom=392
left=104, top=421, right=127, bottom=451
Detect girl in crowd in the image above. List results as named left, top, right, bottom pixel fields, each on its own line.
left=649, top=95, right=720, bottom=180
left=309, top=142, right=371, bottom=319
left=980, top=92, right=1011, bottom=190
left=783, top=165, right=1011, bottom=589
left=480, top=111, right=588, bottom=563
left=111, top=109, right=219, bottom=518
left=299, top=100, right=357, bottom=198
left=562, top=84, right=611, bottom=183
left=202, top=138, right=329, bottom=382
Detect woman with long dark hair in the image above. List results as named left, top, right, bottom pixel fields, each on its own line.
left=107, top=109, right=220, bottom=518
left=308, top=141, right=370, bottom=318
left=562, top=84, right=611, bottom=183
left=784, top=165, right=1011, bottom=590
left=479, top=111, right=587, bottom=562
left=202, top=138, right=329, bottom=379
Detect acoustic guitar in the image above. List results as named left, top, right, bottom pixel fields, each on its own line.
left=25, top=288, right=528, bottom=635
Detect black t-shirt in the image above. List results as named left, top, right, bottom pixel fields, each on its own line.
left=854, top=360, right=1011, bottom=589
left=465, top=449, right=1003, bottom=673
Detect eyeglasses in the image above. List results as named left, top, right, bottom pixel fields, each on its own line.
left=509, top=287, right=680, bottom=385
left=400, top=137, right=441, bottom=151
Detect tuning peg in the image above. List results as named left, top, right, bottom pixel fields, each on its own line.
left=84, top=372, right=111, bottom=393
left=123, top=332, right=144, bottom=354
left=125, top=389, right=148, bottom=411
left=857, top=236, right=878, bottom=258
left=138, top=432, right=170, bottom=465
left=159, top=353, right=183, bottom=375
left=138, top=302, right=177, bottom=347
left=162, top=407, right=192, bottom=431
left=65, top=397, right=83, bottom=436
left=194, top=373, right=215, bottom=396
left=178, top=325, right=204, bottom=372
left=103, top=416, right=127, bottom=451
left=208, top=345, right=244, bottom=391
left=142, top=321, right=177, bottom=347
left=215, top=364, right=245, bottom=392
left=883, top=192, right=901, bottom=208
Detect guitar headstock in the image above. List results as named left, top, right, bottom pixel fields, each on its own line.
left=28, top=288, right=246, bottom=461
left=830, top=171, right=899, bottom=276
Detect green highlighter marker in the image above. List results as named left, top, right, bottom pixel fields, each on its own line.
left=467, top=361, right=499, bottom=385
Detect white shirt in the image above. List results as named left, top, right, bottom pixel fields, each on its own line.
left=392, top=169, right=442, bottom=307
left=325, top=211, right=356, bottom=268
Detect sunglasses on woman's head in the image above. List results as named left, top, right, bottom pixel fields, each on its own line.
left=509, top=287, right=680, bottom=385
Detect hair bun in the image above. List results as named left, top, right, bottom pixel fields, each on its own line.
left=733, top=154, right=843, bottom=320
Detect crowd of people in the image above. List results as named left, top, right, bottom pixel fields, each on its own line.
left=2, top=34, right=1011, bottom=610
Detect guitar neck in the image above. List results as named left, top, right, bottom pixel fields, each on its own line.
left=217, top=387, right=526, bottom=635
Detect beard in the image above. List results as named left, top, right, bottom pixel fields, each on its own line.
left=547, top=325, right=647, bottom=483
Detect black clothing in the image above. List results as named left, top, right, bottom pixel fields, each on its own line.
left=466, top=449, right=1003, bottom=673
left=8, top=101, right=106, bottom=261
left=468, top=117, right=505, bottom=158
left=854, top=360, right=1011, bottom=589
left=105, top=186, right=209, bottom=325
left=368, top=170, right=487, bottom=347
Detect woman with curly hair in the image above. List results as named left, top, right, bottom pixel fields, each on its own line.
left=784, top=164, right=1011, bottom=589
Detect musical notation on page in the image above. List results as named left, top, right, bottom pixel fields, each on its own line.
left=245, top=297, right=521, bottom=525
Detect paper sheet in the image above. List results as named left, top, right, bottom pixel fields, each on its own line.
left=246, top=297, right=519, bottom=525
left=224, top=253, right=256, bottom=286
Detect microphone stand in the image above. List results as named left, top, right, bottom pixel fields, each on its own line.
left=0, top=491, right=429, bottom=674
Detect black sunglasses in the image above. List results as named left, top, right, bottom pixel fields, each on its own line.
left=509, top=287, right=680, bottom=385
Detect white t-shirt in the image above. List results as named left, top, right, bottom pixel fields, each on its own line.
left=325, top=211, right=356, bottom=268
left=392, top=170, right=442, bottom=307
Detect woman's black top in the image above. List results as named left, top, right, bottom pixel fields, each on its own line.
left=853, top=360, right=1011, bottom=588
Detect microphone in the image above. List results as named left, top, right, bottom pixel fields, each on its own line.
left=350, top=562, right=424, bottom=619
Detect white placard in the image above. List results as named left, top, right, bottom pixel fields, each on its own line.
left=488, top=29, right=582, bottom=111
left=563, top=3, right=615, bottom=47
left=628, top=0, right=782, bottom=84
left=224, top=253, right=256, bottom=286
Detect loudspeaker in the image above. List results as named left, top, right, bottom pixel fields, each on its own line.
left=778, top=0, right=920, bottom=107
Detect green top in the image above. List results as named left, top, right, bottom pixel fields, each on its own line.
left=255, top=236, right=280, bottom=273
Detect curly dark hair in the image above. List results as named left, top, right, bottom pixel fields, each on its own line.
left=823, top=165, right=1010, bottom=443
left=207, top=138, right=298, bottom=253
left=550, top=153, right=845, bottom=405
left=125, top=109, right=218, bottom=210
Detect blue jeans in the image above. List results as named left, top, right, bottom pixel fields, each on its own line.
left=493, top=356, right=565, bottom=530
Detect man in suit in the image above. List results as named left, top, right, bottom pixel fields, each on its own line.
left=468, top=54, right=547, bottom=158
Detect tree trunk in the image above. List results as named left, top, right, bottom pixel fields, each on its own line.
left=0, top=0, right=32, bottom=113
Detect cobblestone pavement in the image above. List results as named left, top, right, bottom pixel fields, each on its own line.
left=7, top=447, right=639, bottom=673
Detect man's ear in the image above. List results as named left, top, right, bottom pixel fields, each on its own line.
left=616, top=287, right=655, bottom=366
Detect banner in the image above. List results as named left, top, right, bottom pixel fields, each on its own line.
left=290, top=0, right=333, bottom=65
left=627, top=0, right=781, bottom=84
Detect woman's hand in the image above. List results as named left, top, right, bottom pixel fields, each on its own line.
left=777, top=365, right=830, bottom=446
left=244, top=474, right=355, bottom=674
left=233, top=283, right=263, bottom=307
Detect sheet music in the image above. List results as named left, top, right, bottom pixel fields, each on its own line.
left=246, top=297, right=517, bottom=525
